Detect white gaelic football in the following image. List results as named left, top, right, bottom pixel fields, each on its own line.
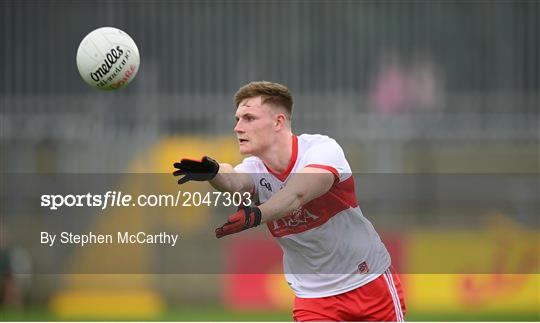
left=76, top=27, right=140, bottom=90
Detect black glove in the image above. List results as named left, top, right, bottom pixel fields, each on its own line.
left=173, top=156, right=220, bottom=185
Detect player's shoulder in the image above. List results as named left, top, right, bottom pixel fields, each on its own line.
left=296, top=133, right=351, bottom=176
left=298, top=133, right=342, bottom=150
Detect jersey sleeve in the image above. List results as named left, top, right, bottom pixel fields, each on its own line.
left=233, top=158, right=255, bottom=173
left=302, top=139, right=352, bottom=183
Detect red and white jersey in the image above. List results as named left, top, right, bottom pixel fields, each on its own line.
left=234, top=134, right=391, bottom=298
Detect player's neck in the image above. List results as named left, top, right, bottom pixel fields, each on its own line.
left=260, top=132, right=294, bottom=174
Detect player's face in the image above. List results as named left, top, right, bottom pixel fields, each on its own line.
left=234, top=96, right=278, bottom=156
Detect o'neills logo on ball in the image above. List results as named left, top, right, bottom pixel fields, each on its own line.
left=90, top=46, right=124, bottom=82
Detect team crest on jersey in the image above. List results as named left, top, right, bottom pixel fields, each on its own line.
left=259, top=178, right=272, bottom=192
left=357, top=261, right=369, bottom=274
left=271, top=207, right=320, bottom=231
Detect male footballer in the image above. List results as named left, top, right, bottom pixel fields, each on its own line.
left=173, top=81, right=406, bottom=321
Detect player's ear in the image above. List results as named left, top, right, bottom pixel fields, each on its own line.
left=275, top=113, right=287, bottom=130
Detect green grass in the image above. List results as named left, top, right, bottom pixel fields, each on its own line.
left=0, top=308, right=291, bottom=322
left=1, top=307, right=539, bottom=321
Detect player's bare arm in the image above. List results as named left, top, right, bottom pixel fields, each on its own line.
left=257, top=167, right=334, bottom=223
left=209, top=163, right=254, bottom=194
left=215, top=167, right=335, bottom=238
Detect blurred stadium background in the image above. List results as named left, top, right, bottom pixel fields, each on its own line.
left=1, top=0, right=538, bottom=321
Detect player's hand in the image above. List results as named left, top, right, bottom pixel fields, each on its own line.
left=173, top=156, right=220, bottom=185
left=215, top=206, right=262, bottom=238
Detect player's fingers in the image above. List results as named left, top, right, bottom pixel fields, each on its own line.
left=180, top=159, right=201, bottom=168
left=215, top=227, right=225, bottom=238
left=173, top=162, right=182, bottom=169
left=215, top=223, right=237, bottom=238
left=173, top=169, right=186, bottom=176
left=227, top=212, right=243, bottom=223
left=178, top=175, right=192, bottom=185
left=228, top=220, right=244, bottom=232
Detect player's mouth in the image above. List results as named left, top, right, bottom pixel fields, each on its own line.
left=238, top=139, right=248, bottom=144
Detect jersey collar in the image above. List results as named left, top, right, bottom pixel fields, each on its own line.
left=264, top=134, right=298, bottom=182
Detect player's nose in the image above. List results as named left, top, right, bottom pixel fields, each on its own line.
left=234, top=121, right=244, bottom=133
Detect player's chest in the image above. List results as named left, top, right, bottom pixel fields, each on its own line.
left=255, top=175, right=285, bottom=202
